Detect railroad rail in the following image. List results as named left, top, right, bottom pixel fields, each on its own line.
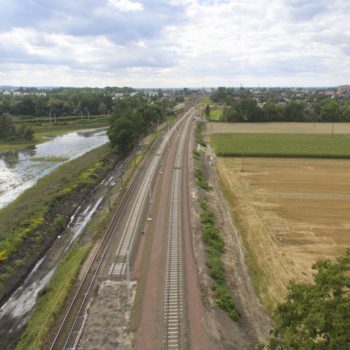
left=109, top=109, right=194, bottom=278
left=49, top=162, right=144, bottom=350
left=164, top=115, right=192, bottom=350
left=49, top=108, right=194, bottom=350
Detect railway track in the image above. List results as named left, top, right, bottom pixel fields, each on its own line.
left=49, top=109, right=194, bottom=350
left=164, top=116, right=193, bottom=350
left=49, top=161, right=144, bottom=350
left=109, top=109, right=194, bottom=278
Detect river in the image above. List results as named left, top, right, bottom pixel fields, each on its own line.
left=0, top=129, right=109, bottom=209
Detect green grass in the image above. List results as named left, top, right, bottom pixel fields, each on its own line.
left=210, top=133, right=350, bottom=158
left=199, top=199, right=239, bottom=321
left=31, top=156, right=68, bottom=162
left=210, top=105, right=223, bottom=121
left=16, top=243, right=92, bottom=350
left=195, top=122, right=206, bottom=147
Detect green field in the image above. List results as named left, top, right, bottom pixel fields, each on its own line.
left=210, top=133, right=350, bottom=158
left=210, top=105, right=223, bottom=121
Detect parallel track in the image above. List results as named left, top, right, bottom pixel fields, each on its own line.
left=49, top=162, right=144, bottom=350
left=50, top=109, right=194, bottom=350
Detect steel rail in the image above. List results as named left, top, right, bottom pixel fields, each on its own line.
left=164, top=115, right=193, bottom=350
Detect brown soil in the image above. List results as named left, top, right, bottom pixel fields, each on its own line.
left=218, top=157, right=350, bottom=310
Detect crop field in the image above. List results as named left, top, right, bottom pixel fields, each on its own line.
left=210, top=133, right=350, bottom=158
left=206, top=121, right=350, bottom=134
left=218, top=157, right=350, bottom=311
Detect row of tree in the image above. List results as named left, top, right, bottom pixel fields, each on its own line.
left=0, top=114, right=34, bottom=141
left=219, top=98, right=350, bottom=122
left=211, top=87, right=350, bottom=122
left=108, top=94, right=175, bottom=156
left=0, top=87, right=134, bottom=117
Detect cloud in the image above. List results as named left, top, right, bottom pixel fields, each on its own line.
left=0, top=0, right=349, bottom=87
left=107, top=0, right=144, bottom=12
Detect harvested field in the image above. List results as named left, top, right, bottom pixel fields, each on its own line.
left=217, top=157, right=350, bottom=311
left=207, top=122, right=350, bottom=135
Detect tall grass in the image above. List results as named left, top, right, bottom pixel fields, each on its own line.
left=16, top=243, right=91, bottom=350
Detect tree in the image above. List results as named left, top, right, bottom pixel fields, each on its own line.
left=285, top=102, right=304, bottom=121
left=205, top=104, right=211, bottom=118
left=262, top=103, right=284, bottom=121
left=267, top=250, right=350, bottom=349
left=320, top=99, right=342, bottom=122
left=0, top=113, right=16, bottom=139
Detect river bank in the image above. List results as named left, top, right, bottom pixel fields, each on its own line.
left=0, top=144, right=116, bottom=303
left=0, top=129, right=108, bottom=209
left=0, top=121, right=108, bottom=154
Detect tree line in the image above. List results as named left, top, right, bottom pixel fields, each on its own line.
left=211, top=87, right=350, bottom=122
left=108, top=94, right=176, bottom=156
left=0, top=87, right=134, bottom=117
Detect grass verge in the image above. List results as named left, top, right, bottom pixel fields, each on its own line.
left=210, top=133, right=350, bottom=158
left=15, top=243, right=92, bottom=350
left=194, top=123, right=239, bottom=321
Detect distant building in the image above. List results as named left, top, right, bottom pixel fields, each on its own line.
left=337, top=85, right=350, bottom=96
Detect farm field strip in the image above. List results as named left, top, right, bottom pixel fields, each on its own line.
left=210, top=133, right=350, bottom=158
left=207, top=122, right=350, bottom=134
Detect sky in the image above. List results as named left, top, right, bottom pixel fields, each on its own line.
left=0, top=0, right=349, bottom=88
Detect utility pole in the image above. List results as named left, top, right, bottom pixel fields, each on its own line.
left=331, top=121, right=334, bottom=138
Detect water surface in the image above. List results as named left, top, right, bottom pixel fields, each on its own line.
left=0, top=130, right=108, bottom=209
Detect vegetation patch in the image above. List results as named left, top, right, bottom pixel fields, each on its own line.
left=0, top=144, right=114, bottom=300
left=209, top=105, right=223, bottom=121
left=194, top=122, right=239, bottom=321
left=210, top=133, right=350, bottom=158
left=194, top=122, right=206, bottom=147
left=199, top=200, right=239, bottom=321
left=31, top=156, right=68, bottom=162
left=267, top=250, right=350, bottom=349
left=16, top=243, right=91, bottom=350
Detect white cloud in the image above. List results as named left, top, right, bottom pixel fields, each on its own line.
left=0, top=0, right=350, bottom=87
left=107, top=0, right=143, bottom=12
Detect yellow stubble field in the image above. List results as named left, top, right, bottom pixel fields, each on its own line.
left=218, top=157, right=350, bottom=311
